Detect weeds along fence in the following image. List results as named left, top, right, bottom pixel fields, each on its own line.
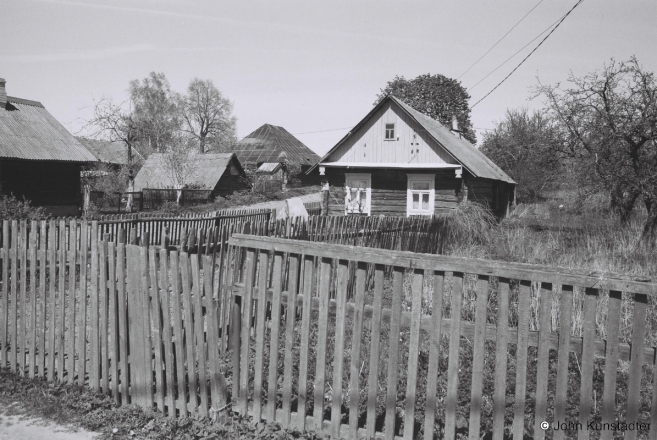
left=228, top=234, right=657, bottom=440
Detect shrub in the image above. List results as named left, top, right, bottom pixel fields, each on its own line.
left=0, top=194, right=50, bottom=220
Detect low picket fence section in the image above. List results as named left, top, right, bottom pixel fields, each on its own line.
left=227, top=234, right=657, bottom=440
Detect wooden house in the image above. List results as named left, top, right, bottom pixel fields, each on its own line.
left=133, top=152, right=248, bottom=197
left=308, top=96, right=516, bottom=217
left=0, top=78, right=97, bottom=216
left=228, top=124, right=320, bottom=172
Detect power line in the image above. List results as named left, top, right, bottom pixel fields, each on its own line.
left=292, top=126, right=353, bottom=135
left=457, top=0, right=544, bottom=80
left=467, top=13, right=564, bottom=92
left=471, top=0, right=585, bottom=109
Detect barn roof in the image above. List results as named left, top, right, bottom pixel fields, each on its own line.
left=310, top=96, right=515, bottom=184
left=227, top=124, right=320, bottom=166
left=0, top=96, right=97, bottom=162
left=256, top=162, right=282, bottom=173
left=133, top=152, right=244, bottom=191
left=75, top=137, right=144, bottom=166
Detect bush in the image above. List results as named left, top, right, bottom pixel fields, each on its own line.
left=0, top=194, right=50, bottom=220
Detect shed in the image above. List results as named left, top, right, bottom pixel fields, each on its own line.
left=133, top=152, right=248, bottom=197
left=0, top=78, right=96, bottom=216
left=309, top=95, right=516, bottom=217
left=228, top=124, right=320, bottom=171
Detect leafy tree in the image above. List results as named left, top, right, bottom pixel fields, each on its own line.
left=179, top=78, right=237, bottom=154
left=536, top=57, right=657, bottom=241
left=128, top=72, right=180, bottom=155
left=481, top=108, right=562, bottom=203
left=375, top=73, right=476, bottom=143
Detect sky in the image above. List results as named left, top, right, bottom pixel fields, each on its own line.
left=2, top=0, right=656, bottom=156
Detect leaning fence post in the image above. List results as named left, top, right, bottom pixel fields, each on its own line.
left=230, top=294, right=242, bottom=406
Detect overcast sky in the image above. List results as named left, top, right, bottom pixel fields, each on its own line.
left=2, top=0, right=656, bottom=156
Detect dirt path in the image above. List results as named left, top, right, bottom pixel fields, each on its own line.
left=0, top=403, right=98, bottom=440
left=232, top=191, right=321, bottom=211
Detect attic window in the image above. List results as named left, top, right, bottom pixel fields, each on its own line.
left=385, top=123, right=395, bottom=140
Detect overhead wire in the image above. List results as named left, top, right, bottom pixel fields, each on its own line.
left=470, top=0, right=585, bottom=109
left=457, top=0, right=544, bottom=80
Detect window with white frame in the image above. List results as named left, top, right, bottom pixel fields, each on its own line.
left=345, top=173, right=371, bottom=215
left=407, top=174, right=435, bottom=216
left=385, top=123, right=395, bottom=140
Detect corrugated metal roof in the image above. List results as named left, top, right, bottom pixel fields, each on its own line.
left=75, top=137, right=144, bottom=166
left=133, top=152, right=244, bottom=191
left=222, top=124, right=320, bottom=165
left=310, top=96, right=515, bottom=184
left=0, top=97, right=98, bottom=162
left=256, top=162, right=282, bottom=173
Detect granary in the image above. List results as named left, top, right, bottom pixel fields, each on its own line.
left=0, top=78, right=97, bottom=216
left=76, top=137, right=144, bottom=168
left=228, top=124, right=320, bottom=172
left=133, top=152, right=248, bottom=197
left=309, top=95, right=516, bottom=217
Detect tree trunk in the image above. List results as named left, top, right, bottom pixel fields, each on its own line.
left=641, top=197, right=657, bottom=245
left=610, top=187, right=639, bottom=224
left=199, top=136, right=206, bottom=154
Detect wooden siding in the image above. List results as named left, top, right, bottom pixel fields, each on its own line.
left=326, top=168, right=462, bottom=217
left=0, top=159, right=81, bottom=206
left=328, top=102, right=458, bottom=165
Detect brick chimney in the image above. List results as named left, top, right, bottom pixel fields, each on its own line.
left=0, top=78, right=6, bottom=108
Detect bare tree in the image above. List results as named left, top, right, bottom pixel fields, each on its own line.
left=180, top=78, right=237, bottom=153
left=536, top=57, right=657, bottom=241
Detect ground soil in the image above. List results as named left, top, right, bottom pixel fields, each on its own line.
left=0, top=402, right=98, bottom=440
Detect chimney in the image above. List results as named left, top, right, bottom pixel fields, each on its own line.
left=451, top=114, right=459, bottom=132
left=0, top=78, right=6, bottom=108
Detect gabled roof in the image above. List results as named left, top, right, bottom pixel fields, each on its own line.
left=256, top=162, right=282, bottom=174
left=227, top=124, right=320, bottom=166
left=133, top=152, right=245, bottom=191
left=0, top=97, right=97, bottom=162
left=310, top=96, right=515, bottom=184
left=75, top=137, right=144, bottom=166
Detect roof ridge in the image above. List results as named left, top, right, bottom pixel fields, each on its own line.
left=6, top=96, right=44, bottom=108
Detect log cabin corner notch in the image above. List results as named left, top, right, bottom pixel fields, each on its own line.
left=309, top=95, right=516, bottom=218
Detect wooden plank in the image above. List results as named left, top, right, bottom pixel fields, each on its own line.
left=228, top=234, right=657, bottom=295
left=150, top=248, right=165, bottom=412
left=266, top=252, right=284, bottom=422
left=600, top=290, right=622, bottom=440
left=28, top=222, right=38, bottom=378
left=160, top=249, right=177, bottom=417
left=107, top=242, right=119, bottom=403
left=238, top=247, right=257, bottom=415
left=348, top=262, right=368, bottom=437
left=281, top=253, right=300, bottom=428
left=46, top=220, right=56, bottom=380
left=296, top=255, right=315, bottom=430
left=57, top=219, right=66, bottom=380
left=191, top=256, right=208, bottom=415
left=491, top=278, right=510, bottom=440
left=468, top=275, right=490, bottom=440
left=444, top=272, right=464, bottom=440
left=204, top=255, right=226, bottom=414
left=89, top=222, right=99, bottom=390
left=330, top=259, right=349, bottom=437
left=180, top=252, right=198, bottom=412
left=138, top=246, right=154, bottom=407
left=116, top=244, right=129, bottom=404
left=313, top=257, right=332, bottom=432
left=19, top=220, right=27, bottom=375
left=423, top=271, right=445, bottom=440
left=66, top=219, right=77, bottom=383
left=577, top=288, right=598, bottom=440
left=0, top=221, right=8, bottom=370
left=512, top=280, right=532, bottom=440
left=365, top=265, right=385, bottom=438
left=384, top=266, right=405, bottom=440
left=553, top=285, right=573, bottom=440
left=533, top=282, right=553, bottom=440
left=99, top=239, right=109, bottom=392
left=170, top=251, right=188, bottom=417
left=252, top=249, right=270, bottom=421
left=9, top=220, right=18, bottom=372
left=127, top=246, right=142, bottom=405
left=38, top=222, right=47, bottom=378
left=403, top=269, right=425, bottom=440
left=625, top=293, right=647, bottom=440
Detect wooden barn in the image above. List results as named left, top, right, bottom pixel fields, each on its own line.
left=309, top=96, right=516, bottom=217
left=133, top=152, right=248, bottom=197
left=229, top=124, right=320, bottom=172
left=0, top=78, right=97, bottom=216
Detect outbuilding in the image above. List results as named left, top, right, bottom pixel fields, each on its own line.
left=309, top=96, right=516, bottom=217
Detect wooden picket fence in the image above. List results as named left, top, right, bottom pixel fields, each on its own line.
left=227, top=234, right=657, bottom=440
